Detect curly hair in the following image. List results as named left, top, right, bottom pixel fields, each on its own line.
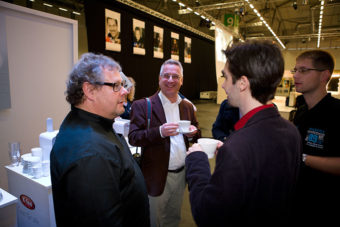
left=66, top=53, right=121, bottom=106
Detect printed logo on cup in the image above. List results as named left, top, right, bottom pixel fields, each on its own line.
left=20, top=194, right=35, bottom=210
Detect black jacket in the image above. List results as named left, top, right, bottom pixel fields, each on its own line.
left=51, top=107, right=149, bottom=227
left=186, top=107, right=301, bottom=226
left=212, top=99, right=239, bottom=141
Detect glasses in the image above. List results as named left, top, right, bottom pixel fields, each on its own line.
left=290, top=68, right=326, bottom=74
left=161, top=73, right=181, bottom=81
left=94, top=82, right=124, bottom=92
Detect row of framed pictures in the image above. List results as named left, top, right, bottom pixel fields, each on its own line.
left=105, top=8, right=192, bottom=63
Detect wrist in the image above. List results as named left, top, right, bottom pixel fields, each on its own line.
left=159, top=126, right=165, bottom=138
left=302, top=153, right=307, bottom=163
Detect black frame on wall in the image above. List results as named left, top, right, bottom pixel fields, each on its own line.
left=84, top=0, right=217, bottom=100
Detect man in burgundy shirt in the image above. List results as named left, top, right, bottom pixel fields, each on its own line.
left=185, top=40, right=302, bottom=226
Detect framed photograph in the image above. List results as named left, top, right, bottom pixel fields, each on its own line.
left=184, top=37, right=191, bottom=63
left=153, top=26, right=163, bottom=59
left=105, top=9, right=121, bottom=52
left=133, top=18, right=145, bottom=55
left=171, top=32, right=179, bottom=60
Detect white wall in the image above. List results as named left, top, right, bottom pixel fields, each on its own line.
left=0, top=2, right=77, bottom=190
left=215, top=25, right=232, bottom=104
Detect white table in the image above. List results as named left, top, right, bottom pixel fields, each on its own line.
left=0, top=188, right=18, bottom=227
left=5, top=140, right=137, bottom=227
left=5, top=165, right=55, bottom=227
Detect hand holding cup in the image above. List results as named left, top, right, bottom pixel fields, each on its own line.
left=197, top=138, right=219, bottom=159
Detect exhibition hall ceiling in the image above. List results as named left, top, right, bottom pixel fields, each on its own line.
left=11, top=0, right=340, bottom=49
left=129, top=0, right=340, bottom=50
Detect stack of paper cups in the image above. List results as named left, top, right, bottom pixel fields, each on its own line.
left=42, top=160, right=50, bottom=177
left=32, top=164, right=42, bottom=179
left=31, top=147, right=43, bottom=161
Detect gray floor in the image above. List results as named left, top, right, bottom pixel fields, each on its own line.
left=179, top=99, right=220, bottom=227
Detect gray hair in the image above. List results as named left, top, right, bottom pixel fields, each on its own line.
left=159, top=59, right=183, bottom=77
left=66, top=53, right=122, bottom=105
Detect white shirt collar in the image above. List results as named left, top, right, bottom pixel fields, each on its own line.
left=158, top=91, right=182, bottom=106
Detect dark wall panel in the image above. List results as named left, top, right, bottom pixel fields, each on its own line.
left=84, top=1, right=216, bottom=100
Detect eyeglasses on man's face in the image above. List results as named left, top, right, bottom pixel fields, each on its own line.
left=161, top=73, right=181, bottom=81
left=94, top=81, right=124, bottom=92
left=290, top=67, right=326, bottom=74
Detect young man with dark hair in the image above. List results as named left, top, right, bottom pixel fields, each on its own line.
left=185, top=40, right=302, bottom=226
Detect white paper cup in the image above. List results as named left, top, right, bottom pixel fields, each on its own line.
left=42, top=160, right=50, bottom=177
left=178, top=120, right=190, bottom=132
left=28, top=156, right=41, bottom=176
left=197, top=138, right=219, bottom=159
left=31, top=147, right=42, bottom=161
left=32, top=164, right=42, bottom=179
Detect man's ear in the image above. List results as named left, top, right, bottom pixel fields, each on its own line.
left=321, top=70, right=331, bottom=84
left=82, top=82, right=96, bottom=101
left=239, top=75, right=249, bottom=92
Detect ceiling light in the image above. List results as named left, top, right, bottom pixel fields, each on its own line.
left=59, top=7, right=68, bottom=12
left=72, top=11, right=81, bottom=15
left=178, top=2, right=186, bottom=7
left=317, top=0, right=325, bottom=48
left=194, top=11, right=200, bottom=16
left=244, top=0, right=285, bottom=49
left=43, top=3, right=53, bottom=7
left=178, top=9, right=191, bottom=14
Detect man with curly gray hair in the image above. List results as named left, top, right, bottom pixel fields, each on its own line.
left=50, top=53, right=149, bottom=226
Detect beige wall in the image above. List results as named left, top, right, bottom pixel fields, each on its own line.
left=0, top=2, right=77, bottom=190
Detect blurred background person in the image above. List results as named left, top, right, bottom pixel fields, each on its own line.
left=212, top=99, right=239, bottom=141
left=120, top=76, right=136, bottom=119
